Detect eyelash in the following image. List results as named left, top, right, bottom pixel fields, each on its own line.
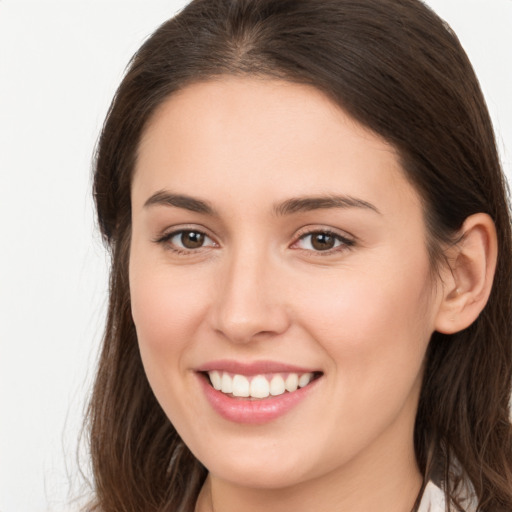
left=153, top=229, right=217, bottom=255
left=293, top=229, right=355, bottom=255
left=154, top=228, right=355, bottom=256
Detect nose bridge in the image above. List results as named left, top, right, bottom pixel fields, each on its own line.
left=211, top=240, right=289, bottom=343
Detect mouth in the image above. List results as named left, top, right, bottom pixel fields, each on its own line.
left=201, top=370, right=323, bottom=400
left=196, top=360, right=323, bottom=423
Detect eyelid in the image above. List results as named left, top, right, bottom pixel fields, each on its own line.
left=152, top=224, right=355, bottom=255
left=153, top=225, right=219, bottom=252
left=291, top=226, right=356, bottom=253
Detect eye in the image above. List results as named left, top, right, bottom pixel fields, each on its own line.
left=294, top=230, right=354, bottom=253
left=156, top=229, right=217, bottom=252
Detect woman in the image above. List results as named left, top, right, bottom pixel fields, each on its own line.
left=86, top=0, right=512, bottom=510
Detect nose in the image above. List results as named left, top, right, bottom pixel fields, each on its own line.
left=209, top=247, right=291, bottom=344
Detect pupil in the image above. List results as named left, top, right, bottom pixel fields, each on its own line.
left=181, top=231, right=204, bottom=249
left=312, top=233, right=334, bottom=251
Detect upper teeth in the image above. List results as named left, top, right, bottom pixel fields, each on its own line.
left=207, top=371, right=315, bottom=398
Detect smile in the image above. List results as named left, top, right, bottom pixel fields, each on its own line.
left=196, top=361, right=323, bottom=423
left=207, top=371, right=316, bottom=399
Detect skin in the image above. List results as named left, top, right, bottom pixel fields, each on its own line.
left=129, top=77, right=485, bottom=512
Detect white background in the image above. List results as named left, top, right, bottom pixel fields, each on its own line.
left=0, top=1, right=511, bottom=510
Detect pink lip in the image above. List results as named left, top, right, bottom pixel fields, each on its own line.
left=196, top=359, right=319, bottom=376
left=196, top=361, right=322, bottom=424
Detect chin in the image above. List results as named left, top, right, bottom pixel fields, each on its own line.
left=191, top=436, right=330, bottom=490
left=208, top=460, right=309, bottom=490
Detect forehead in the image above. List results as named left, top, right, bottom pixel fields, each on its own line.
left=133, top=77, right=420, bottom=219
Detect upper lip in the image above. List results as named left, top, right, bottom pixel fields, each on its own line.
left=195, top=359, right=321, bottom=376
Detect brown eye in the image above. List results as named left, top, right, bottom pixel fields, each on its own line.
left=180, top=231, right=205, bottom=249
left=160, top=229, right=216, bottom=252
left=295, top=230, right=353, bottom=253
left=310, top=232, right=335, bottom=251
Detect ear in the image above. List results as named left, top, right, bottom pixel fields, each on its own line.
left=434, top=213, right=498, bottom=334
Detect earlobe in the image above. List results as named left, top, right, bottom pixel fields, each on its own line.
left=434, top=213, right=498, bottom=334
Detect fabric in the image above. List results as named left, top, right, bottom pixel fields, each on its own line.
left=417, top=481, right=478, bottom=512
left=418, top=482, right=446, bottom=512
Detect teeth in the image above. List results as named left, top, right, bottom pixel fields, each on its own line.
left=270, top=375, right=285, bottom=396
left=210, top=370, right=222, bottom=390
left=221, top=372, right=233, bottom=394
left=298, top=372, right=313, bottom=388
left=207, top=371, right=317, bottom=399
left=285, top=373, right=299, bottom=392
left=251, top=375, right=270, bottom=398
left=232, top=374, right=250, bottom=397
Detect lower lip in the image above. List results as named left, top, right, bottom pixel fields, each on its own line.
left=198, top=374, right=320, bottom=424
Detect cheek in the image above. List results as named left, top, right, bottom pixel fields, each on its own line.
left=129, top=249, right=213, bottom=383
left=286, top=258, right=435, bottom=465
left=131, top=275, right=184, bottom=353
left=294, top=252, right=435, bottom=392
left=129, top=255, right=215, bottom=431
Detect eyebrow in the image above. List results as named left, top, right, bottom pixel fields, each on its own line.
left=143, top=190, right=380, bottom=216
left=144, top=190, right=216, bottom=215
left=273, top=195, right=380, bottom=216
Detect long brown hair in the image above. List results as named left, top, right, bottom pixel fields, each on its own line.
left=87, top=1, right=512, bottom=510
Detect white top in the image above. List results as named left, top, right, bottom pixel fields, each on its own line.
left=418, top=482, right=446, bottom=512
left=418, top=481, right=477, bottom=512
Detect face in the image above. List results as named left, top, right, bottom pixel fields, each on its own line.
left=129, top=78, right=443, bottom=490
